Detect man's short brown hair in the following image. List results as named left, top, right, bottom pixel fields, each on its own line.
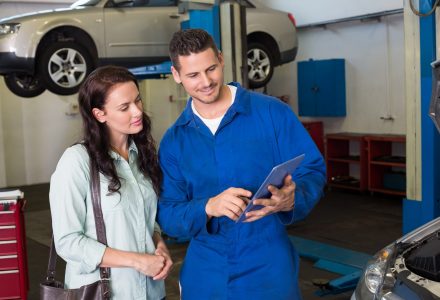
left=169, top=29, right=219, bottom=71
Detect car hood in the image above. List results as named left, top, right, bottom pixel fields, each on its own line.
left=398, top=216, right=440, bottom=244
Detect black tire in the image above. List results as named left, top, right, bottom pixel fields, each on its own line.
left=39, top=41, right=95, bottom=95
left=4, top=73, right=46, bottom=98
left=247, top=42, right=275, bottom=89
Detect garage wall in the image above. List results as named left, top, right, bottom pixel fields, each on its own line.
left=0, top=1, right=406, bottom=187
left=262, top=0, right=403, bottom=27
left=264, top=1, right=405, bottom=135
left=0, top=83, right=83, bottom=187
left=0, top=1, right=73, bottom=187
left=0, top=77, right=182, bottom=188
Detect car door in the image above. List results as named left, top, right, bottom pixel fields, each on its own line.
left=103, top=0, right=181, bottom=66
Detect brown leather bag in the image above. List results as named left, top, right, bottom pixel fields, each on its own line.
left=40, top=160, right=111, bottom=299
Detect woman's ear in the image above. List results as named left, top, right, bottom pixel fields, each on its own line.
left=92, top=108, right=106, bottom=123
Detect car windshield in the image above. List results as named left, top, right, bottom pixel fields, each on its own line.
left=70, top=0, right=101, bottom=7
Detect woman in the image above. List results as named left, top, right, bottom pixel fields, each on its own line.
left=49, top=65, right=172, bottom=299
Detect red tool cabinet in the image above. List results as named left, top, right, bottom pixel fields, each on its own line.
left=0, top=199, right=28, bottom=300
left=301, top=121, right=324, bottom=154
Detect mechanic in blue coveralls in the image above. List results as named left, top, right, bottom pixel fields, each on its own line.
left=157, top=29, right=326, bottom=299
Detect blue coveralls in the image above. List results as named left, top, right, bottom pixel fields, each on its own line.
left=158, top=83, right=326, bottom=300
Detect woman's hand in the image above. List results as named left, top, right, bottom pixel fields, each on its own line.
left=152, top=235, right=173, bottom=280
left=101, top=247, right=166, bottom=278
left=132, top=253, right=166, bottom=277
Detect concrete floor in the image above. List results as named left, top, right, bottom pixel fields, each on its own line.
left=21, top=183, right=403, bottom=300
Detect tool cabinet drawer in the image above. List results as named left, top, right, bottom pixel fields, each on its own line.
left=0, top=211, right=15, bottom=226
left=0, top=240, right=18, bottom=255
left=0, top=240, right=17, bottom=254
left=0, top=254, right=18, bottom=270
left=0, top=225, right=16, bottom=240
left=0, top=270, right=20, bottom=299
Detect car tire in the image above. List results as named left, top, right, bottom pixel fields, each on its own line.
left=247, top=42, right=275, bottom=89
left=39, top=41, right=94, bottom=95
left=4, top=73, right=46, bottom=98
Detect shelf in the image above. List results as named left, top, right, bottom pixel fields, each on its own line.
left=369, top=161, right=405, bottom=168
left=366, top=134, right=406, bottom=197
left=325, top=133, right=368, bottom=192
left=369, top=188, right=406, bottom=196
left=327, top=157, right=360, bottom=164
left=328, top=182, right=362, bottom=191
left=326, top=133, right=406, bottom=196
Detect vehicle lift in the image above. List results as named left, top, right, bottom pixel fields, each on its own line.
left=129, top=0, right=246, bottom=87
left=130, top=0, right=371, bottom=296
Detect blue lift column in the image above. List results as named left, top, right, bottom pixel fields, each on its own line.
left=129, top=1, right=220, bottom=80
left=403, top=0, right=440, bottom=233
left=179, top=1, right=220, bottom=48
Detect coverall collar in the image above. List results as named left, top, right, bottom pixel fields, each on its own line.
left=174, top=82, right=251, bottom=128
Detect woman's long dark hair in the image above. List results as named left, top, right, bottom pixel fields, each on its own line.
left=78, top=65, right=162, bottom=195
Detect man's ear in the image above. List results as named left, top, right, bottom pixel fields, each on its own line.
left=171, top=66, right=182, bottom=84
left=218, top=51, right=224, bottom=67
left=92, top=108, right=106, bottom=123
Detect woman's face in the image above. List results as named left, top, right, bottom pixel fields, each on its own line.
left=93, top=81, right=144, bottom=142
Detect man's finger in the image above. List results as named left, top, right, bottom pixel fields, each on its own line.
left=244, top=207, right=274, bottom=222
left=252, top=198, right=276, bottom=207
left=226, top=209, right=240, bottom=221
left=228, top=187, right=252, bottom=198
left=243, top=215, right=265, bottom=223
left=283, top=174, right=294, bottom=186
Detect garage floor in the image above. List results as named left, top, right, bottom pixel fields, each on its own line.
left=21, top=183, right=403, bottom=300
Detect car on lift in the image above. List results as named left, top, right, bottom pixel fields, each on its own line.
left=0, top=0, right=297, bottom=97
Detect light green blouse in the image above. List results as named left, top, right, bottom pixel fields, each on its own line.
left=49, top=143, right=165, bottom=300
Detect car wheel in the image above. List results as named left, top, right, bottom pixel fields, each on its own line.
left=39, top=41, right=94, bottom=95
left=3, top=73, right=46, bottom=98
left=247, top=42, right=274, bottom=89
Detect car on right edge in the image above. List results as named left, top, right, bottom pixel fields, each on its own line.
left=352, top=216, right=440, bottom=300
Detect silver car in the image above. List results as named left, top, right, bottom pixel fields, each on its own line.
left=352, top=217, right=440, bottom=300
left=0, top=0, right=297, bottom=97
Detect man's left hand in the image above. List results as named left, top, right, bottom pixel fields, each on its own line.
left=244, top=175, right=295, bottom=223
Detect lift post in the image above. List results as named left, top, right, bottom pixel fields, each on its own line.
left=130, top=0, right=246, bottom=86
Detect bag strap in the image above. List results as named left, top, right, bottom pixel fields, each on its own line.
left=45, top=158, right=111, bottom=297
left=45, top=238, right=57, bottom=282
left=89, top=159, right=111, bottom=281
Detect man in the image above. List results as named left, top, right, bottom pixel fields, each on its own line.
left=157, top=29, right=326, bottom=299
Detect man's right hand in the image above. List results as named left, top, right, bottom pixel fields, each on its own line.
left=205, top=188, right=252, bottom=221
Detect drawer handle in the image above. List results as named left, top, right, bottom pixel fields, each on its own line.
left=0, top=270, right=19, bottom=274
left=0, top=255, right=17, bottom=259
left=0, top=225, right=15, bottom=229
left=0, top=240, right=17, bottom=245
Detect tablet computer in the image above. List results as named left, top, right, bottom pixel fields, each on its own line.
left=236, top=153, right=305, bottom=223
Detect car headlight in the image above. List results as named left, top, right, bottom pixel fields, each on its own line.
left=354, top=244, right=397, bottom=299
left=0, top=23, right=21, bottom=36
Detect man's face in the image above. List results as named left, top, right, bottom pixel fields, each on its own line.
left=171, top=47, right=224, bottom=105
